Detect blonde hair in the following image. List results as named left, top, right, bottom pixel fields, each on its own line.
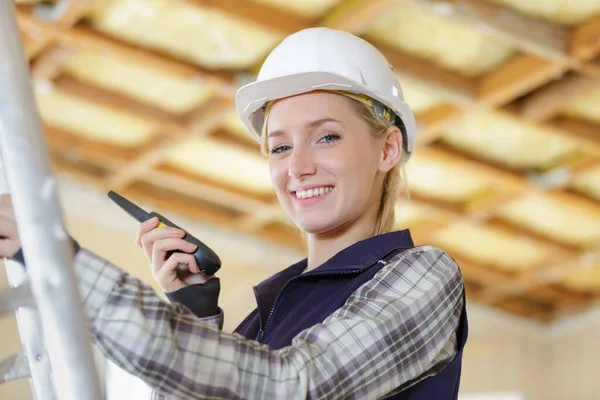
left=260, top=94, right=409, bottom=237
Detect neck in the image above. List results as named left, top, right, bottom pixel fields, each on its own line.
left=305, top=219, right=376, bottom=272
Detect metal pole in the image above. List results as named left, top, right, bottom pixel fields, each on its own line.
left=1, top=150, right=56, bottom=399
left=0, top=2, right=103, bottom=399
left=1, top=257, right=57, bottom=399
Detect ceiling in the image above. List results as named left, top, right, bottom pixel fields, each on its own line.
left=8, top=0, right=600, bottom=322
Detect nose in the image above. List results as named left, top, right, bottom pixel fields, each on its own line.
left=288, top=143, right=316, bottom=180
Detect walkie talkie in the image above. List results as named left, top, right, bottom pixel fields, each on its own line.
left=107, top=191, right=221, bottom=276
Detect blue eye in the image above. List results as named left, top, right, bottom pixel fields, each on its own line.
left=319, top=133, right=342, bottom=144
left=270, top=145, right=291, bottom=154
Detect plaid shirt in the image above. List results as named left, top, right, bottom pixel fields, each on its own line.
left=77, top=245, right=463, bottom=399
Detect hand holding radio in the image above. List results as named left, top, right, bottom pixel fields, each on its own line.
left=107, top=191, right=222, bottom=293
left=136, top=216, right=213, bottom=292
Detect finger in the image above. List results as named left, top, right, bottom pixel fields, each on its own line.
left=155, top=253, right=199, bottom=291
left=0, top=197, right=15, bottom=219
left=0, top=239, right=20, bottom=259
left=0, top=215, right=18, bottom=240
left=158, top=252, right=199, bottom=277
left=0, top=215, right=20, bottom=257
left=151, top=238, right=197, bottom=274
left=135, top=217, right=158, bottom=248
left=140, top=226, right=185, bottom=259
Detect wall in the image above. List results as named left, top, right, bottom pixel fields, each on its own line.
left=459, top=304, right=546, bottom=400
left=538, top=305, right=600, bottom=400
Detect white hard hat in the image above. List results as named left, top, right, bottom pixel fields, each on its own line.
left=235, top=27, right=417, bottom=162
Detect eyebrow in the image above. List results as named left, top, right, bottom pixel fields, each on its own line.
left=267, top=118, right=344, bottom=139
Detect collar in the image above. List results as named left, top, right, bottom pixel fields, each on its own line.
left=309, top=228, right=414, bottom=273
left=254, top=229, right=414, bottom=311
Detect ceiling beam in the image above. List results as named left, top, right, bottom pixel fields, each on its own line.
left=52, top=75, right=189, bottom=134
left=104, top=102, right=228, bottom=190
left=479, top=263, right=580, bottom=305
left=413, top=0, right=568, bottom=61
left=16, top=7, right=235, bottom=82
left=452, top=257, right=513, bottom=287
left=20, top=27, right=53, bottom=60
left=235, top=203, right=291, bottom=233
left=30, top=44, right=75, bottom=80
left=415, top=104, right=466, bottom=146
left=423, top=145, right=529, bottom=191
left=477, top=234, right=600, bottom=304
left=484, top=218, right=582, bottom=258
left=550, top=117, right=600, bottom=151
left=141, top=171, right=282, bottom=220
left=45, top=126, right=138, bottom=162
left=186, top=0, right=313, bottom=36
left=321, top=0, right=400, bottom=34
left=579, top=60, right=600, bottom=77
left=477, top=55, right=568, bottom=106
left=528, top=285, right=591, bottom=306
left=494, top=298, right=552, bottom=322
left=407, top=194, right=581, bottom=267
left=520, top=74, right=600, bottom=121
left=29, top=0, right=94, bottom=28
left=570, top=16, right=600, bottom=62
left=378, top=41, right=477, bottom=101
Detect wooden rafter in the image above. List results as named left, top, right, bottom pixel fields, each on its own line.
left=16, top=7, right=235, bottom=82
left=551, top=117, right=600, bottom=150
left=321, top=0, right=400, bottom=34
left=187, top=0, right=313, bottom=36
left=413, top=0, right=568, bottom=61
left=520, top=74, right=600, bottom=121
left=570, top=16, right=600, bottom=61
left=32, top=0, right=94, bottom=28
left=105, top=101, right=228, bottom=190
left=53, top=75, right=188, bottom=134
left=30, top=44, right=75, bottom=80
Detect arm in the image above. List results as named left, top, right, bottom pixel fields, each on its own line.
left=165, top=279, right=224, bottom=325
left=11, top=235, right=225, bottom=326
left=76, top=246, right=463, bottom=399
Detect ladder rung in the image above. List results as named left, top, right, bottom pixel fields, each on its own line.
left=0, top=353, right=30, bottom=383
left=0, top=283, right=34, bottom=316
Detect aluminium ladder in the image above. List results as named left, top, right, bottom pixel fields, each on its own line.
left=0, top=1, right=103, bottom=399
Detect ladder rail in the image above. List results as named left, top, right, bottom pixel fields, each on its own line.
left=0, top=2, right=103, bottom=399
left=2, top=258, right=57, bottom=400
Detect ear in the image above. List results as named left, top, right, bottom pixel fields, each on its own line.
left=378, top=126, right=403, bottom=173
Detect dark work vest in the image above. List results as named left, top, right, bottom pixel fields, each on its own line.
left=234, top=230, right=468, bottom=399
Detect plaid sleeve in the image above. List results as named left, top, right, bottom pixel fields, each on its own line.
left=75, top=245, right=463, bottom=399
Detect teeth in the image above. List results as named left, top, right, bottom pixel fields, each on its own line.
left=295, top=187, right=332, bottom=199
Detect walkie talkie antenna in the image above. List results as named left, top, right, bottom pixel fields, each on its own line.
left=107, top=190, right=152, bottom=223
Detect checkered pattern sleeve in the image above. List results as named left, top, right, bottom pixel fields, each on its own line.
left=75, top=245, right=463, bottom=399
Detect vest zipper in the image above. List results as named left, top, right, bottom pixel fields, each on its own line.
left=255, top=269, right=361, bottom=342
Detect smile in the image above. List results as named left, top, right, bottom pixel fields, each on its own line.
left=294, top=186, right=334, bottom=199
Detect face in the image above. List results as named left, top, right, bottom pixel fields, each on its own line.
left=266, top=91, right=400, bottom=236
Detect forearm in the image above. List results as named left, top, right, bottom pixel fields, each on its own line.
left=166, top=278, right=224, bottom=328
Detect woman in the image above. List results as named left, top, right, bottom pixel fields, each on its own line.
left=0, top=27, right=466, bottom=399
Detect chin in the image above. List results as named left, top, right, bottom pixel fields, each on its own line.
left=294, top=216, right=348, bottom=236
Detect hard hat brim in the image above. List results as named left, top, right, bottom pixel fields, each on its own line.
left=235, top=71, right=416, bottom=155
